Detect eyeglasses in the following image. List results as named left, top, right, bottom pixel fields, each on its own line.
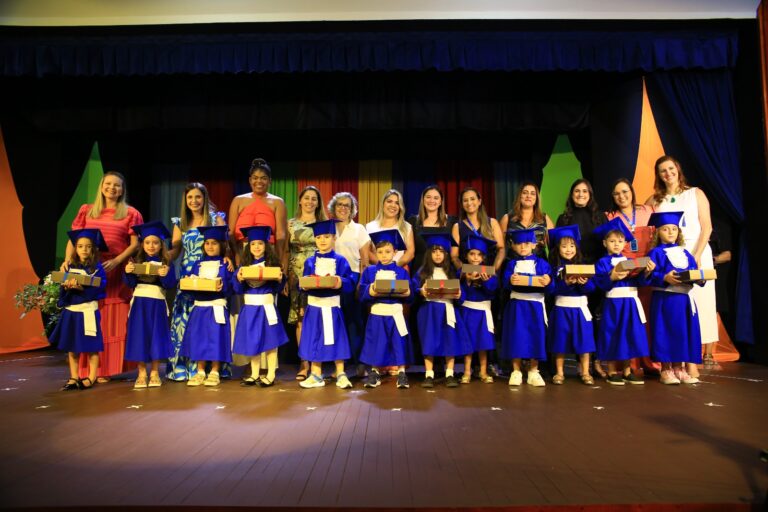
left=336, top=203, right=352, bottom=209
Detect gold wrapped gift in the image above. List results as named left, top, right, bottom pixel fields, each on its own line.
left=179, top=277, right=221, bottom=292
left=374, top=279, right=410, bottom=294
left=678, top=269, right=717, bottom=282
left=50, top=270, right=102, bottom=287
left=241, top=266, right=282, bottom=281
left=563, top=264, right=595, bottom=278
left=299, top=275, right=339, bottom=289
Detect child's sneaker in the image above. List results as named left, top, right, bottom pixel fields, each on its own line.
left=508, top=370, right=523, bottom=386
left=204, top=371, right=220, bottom=387
left=660, top=369, right=681, bottom=385
left=606, top=374, right=625, bottom=386
left=187, top=372, right=206, bottom=387
left=365, top=369, right=381, bottom=388
left=622, top=372, right=644, bottom=385
left=421, top=376, right=434, bottom=388
left=445, top=375, right=459, bottom=388
left=299, top=373, right=326, bottom=389
left=527, top=370, right=546, bottom=387
left=396, top=371, right=409, bottom=389
left=336, top=373, right=353, bottom=389
left=488, top=363, right=501, bottom=378
left=674, top=368, right=699, bottom=384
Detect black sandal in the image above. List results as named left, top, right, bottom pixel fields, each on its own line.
left=61, top=379, right=79, bottom=391
left=258, top=377, right=275, bottom=387
left=240, top=376, right=258, bottom=387
left=78, top=377, right=95, bottom=390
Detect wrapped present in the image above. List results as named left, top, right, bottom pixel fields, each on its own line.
left=179, top=277, right=221, bottom=292
left=374, top=279, right=410, bottom=294
left=563, top=264, right=596, bottom=278
left=425, top=278, right=460, bottom=295
left=50, top=270, right=102, bottom=287
left=617, top=257, right=650, bottom=276
left=678, top=269, right=717, bottom=282
left=461, top=264, right=493, bottom=275
left=130, top=262, right=162, bottom=276
left=241, top=266, right=282, bottom=281
left=299, top=275, right=339, bottom=289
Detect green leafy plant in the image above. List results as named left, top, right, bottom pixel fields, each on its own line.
left=14, top=274, right=62, bottom=337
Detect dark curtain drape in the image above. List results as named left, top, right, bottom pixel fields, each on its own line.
left=646, top=70, right=753, bottom=344
left=0, top=29, right=737, bottom=77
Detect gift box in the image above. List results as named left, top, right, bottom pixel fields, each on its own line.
left=617, top=257, right=650, bottom=276
left=563, top=264, right=595, bottom=278
left=374, top=279, right=410, bottom=294
left=678, top=269, right=717, bottom=282
left=241, top=266, right=282, bottom=281
left=130, top=262, right=162, bottom=276
left=179, top=277, right=222, bottom=292
left=425, top=278, right=460, bottom=295
left=299, top=275, right=339, bottom=289
left=50, top=271, right=102, bottom=287
left=461, top=264, right=493, bottom=275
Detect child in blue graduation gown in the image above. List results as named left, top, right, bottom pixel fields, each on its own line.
left=298, top=219, right=355, bottom=389
left=501, top=228, right=552, bottom=387
left=646, top=211, right=703, bottom=385
left=359, top=229, right=414, bottom=389
left=232, top=225, right=289, bottom=387
left=413, top=232, right=472, bottom=389
left=458, top=234, right=498, bottom=384
left=124, top=221, right=177, bottom=389
left=547, top=225, right=596, bottom=385
left=593, top=218, right=655, bottom=386
left=50, top=228, right=108, bottom=391
left=180, top=225, right=234, bottom=387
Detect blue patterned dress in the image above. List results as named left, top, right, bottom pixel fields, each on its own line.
left=167, top=212, right=225, bottom=380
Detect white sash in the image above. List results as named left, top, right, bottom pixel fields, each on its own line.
left=461, top=300, right=494, bottom=333
left=652, top=285, right=697, bottom=315
left=65, top=301, right=99, bottom=336
left=605, top=286, right=646, bottom=323
left=510, top=291, right=548, bottom=326
left=554, top=295, right=592, bottom=321
left=370, top=302, right=408, bottom=337
left=426, top=298, right=456, bottom=328
left=244, top=293, right=278, bottom=325
left=307, top=295, right=341, bottom=345
left=193, top=298, right=228, bottom=325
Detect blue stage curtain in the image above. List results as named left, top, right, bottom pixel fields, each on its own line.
left=646, top=70, right=753, bottom=344
left=0, top=29, right=737, bottom=77
left=397, top=160, right=437, bottom=220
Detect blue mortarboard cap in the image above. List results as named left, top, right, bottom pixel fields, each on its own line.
left=307, top=219, right=341, bottom=236
left=593, top=218, right=635, bottom=242
left=67, top=228, right=108, bottom=252
left=507, top=227, right=537, bottom=244
left=240, top=225, right=273, bottom=243
left=198, top=225, right=229, bottom=242
left=421, top=232, right=457, bottom=253
left=648, top=211, right=684, bottom=229
left=369, top=229, right=406, bottom=251
left=463, top=234, right=497, bottom=254
left=133, top=221, right=171, bottom=241
left=548, top=225, right=581, bottom=247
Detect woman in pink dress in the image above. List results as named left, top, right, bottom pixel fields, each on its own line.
left=65, top=171, right=144, bottom=381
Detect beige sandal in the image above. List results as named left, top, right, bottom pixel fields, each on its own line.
left=480, top=374, right=494, bottom=384
left=148, top=373, right=162, bottom=388
left=134, top=375, right=148, bottom=389
left=552, top=374, right=565, bottom=385
left=581, top=374, right=595, bottom=386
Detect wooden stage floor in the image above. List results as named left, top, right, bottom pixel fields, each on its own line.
left=0, top=349, right=766, bottom=510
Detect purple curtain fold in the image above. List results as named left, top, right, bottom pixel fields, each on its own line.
left=646, top=70, right=753, bottom=344
left=1, top=29, right=737, bottom=77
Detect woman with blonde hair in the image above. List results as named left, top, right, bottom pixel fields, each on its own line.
left=366, top=189, right=415, bottom=268
left=64, top=171, right=144, bottom=382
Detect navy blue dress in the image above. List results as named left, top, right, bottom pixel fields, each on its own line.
left=298, top=250, right=354, bottom=362
left=124, top=257, right=177, bottom=362
left=179, top=256, right=234, bottom=362
left=49, top=263, right=107, bottom=354
left=232, top=259, right=289, bottom=356
left=359, top=262, right=414, bottom=367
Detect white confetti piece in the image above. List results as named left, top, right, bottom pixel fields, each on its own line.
left=391, top=408, right=402, bottom=412
left=35, top=405, right=50, bottom=409
left=491, top=407, right=502, bottom=411
left=205, top=388, right=220, bottom=392
left=426, top=390, right=436, bottom=393
left=705, top=402, right=725, bottom=407
left=126, top=405, right=143, bottom=409
left=349, top=390, right=363, bottom=394
left=509, top=388, right=519, bottom=392
left=593, top=406, right=605, bottom=410
left=1, top=387, right=18, bottom=391
left=591, top=386, right=601, bottom=389
left=215, top=405, right=226, bottom=410
left=278, top=389, right=287, bottom=392
left=306, top=406, right=317, bottom=411
left=16, top=378, right=28, bottom=382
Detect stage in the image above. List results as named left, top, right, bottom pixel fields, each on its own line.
left=0, top=349, right=766, bottom=511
